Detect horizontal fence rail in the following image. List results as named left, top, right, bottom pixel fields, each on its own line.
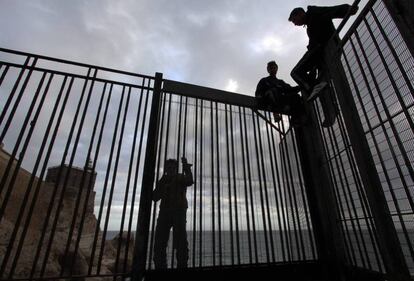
left=145, top=88, right=317, bottom=270
left=0, top=48, right=155, bottom=280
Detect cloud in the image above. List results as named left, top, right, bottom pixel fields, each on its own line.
left=0, top=0, right=365, bottom=94
left=251, top=34, right=284, bottom=55
left=225, top=79, right=239, bottom=92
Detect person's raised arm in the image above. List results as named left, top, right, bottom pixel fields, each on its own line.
left=181, top=157, right=194, bottom=187
left=314, top=4, right=358, bottom=20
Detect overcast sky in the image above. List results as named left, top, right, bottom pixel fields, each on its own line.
left=0, top=0, right=364, bottom=96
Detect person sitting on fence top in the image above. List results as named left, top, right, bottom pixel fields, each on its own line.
left=255, top=60, right=306, bottom=125
left=289, top=3, right=359, bottom=102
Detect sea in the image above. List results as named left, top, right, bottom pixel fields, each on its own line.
left=106, top=229, right=414, bottom=273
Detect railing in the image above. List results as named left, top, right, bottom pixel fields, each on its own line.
left=0, top=48, right=154, bottom=280
left=1, top=0, right=414, bottom=280
left=0, top=48, right=317, bottom=281
left=342, top=0, right=414, bottom=273
left=144, top=81, right=317, bottom=270
left=311, top=0, right=414, bottom=279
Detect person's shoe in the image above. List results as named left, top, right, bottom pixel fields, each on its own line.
left=307, top=81, right=328, bottom=102
left=273, top=112, right=282, bottom=122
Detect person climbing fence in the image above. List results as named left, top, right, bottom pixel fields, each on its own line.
left=255, top=60, right=307, bottom=126
left=289, top=3, right=358, bottom=102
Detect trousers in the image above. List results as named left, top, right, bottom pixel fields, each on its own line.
left=153, top=209, right=188, bottom=269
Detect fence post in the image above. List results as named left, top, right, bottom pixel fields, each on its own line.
left=294, top=111, right=347, bottom=280
left=324, top=39, right=411, bottom=281
left=131, top=72, right=163, bottom=281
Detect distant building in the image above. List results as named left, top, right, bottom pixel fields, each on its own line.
left=46, top=164, right=97, bottom=189
left=44, top=164, right=98, bottom=228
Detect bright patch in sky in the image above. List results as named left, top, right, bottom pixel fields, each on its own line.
left=252, top=34, right=284, bottom=54
left=262, top=35, right=284, bottom=53
left=225, top=79, right=239, bottom=92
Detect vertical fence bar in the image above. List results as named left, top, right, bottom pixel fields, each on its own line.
left=215, top=102, right=223, bottom=266
left=191, top=98, right=198, bottom=268
left=269, top=121, right=287, bottom=262
left=243, top=108, right=258, bottom=264
left=239, top=106, right=252, bottom=264
left=63, top=81, right=109, bottom=277
left=0, top=65, right=9, bottom=87
left=131, top=72, right=163, bottom=281
left=116, top=81, right=146, bottom=273
left=294, top=106, right=347, bottom=280
left=0, top=71, right=48, bottom=223
left=251, top=112, right=269, bottom=262
left=210, top=101, right=216, bottom=266
left=229, top=106, right=241, bottom=264
left=148, top=90, right=166, bottom=271
left=198, top=99, right=203, bottom=267
left=90, top=83, right=124, bottom=275
left=0, top=57, right=36, bottom=145
left=224, top=104, right=234, bottom=265
left=279, top=125, right=293, bottom=261
left=291, top=129, right=317, bottom=260
left=4, top=76, right=71, bottom=278
left=255, top=112, right=275, bottom=262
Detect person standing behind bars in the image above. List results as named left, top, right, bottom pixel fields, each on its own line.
left=152, top=157, right=193, bottom=269
left=289, top=3, right=358, bottom=101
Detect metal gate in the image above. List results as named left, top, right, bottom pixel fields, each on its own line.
left=0, top=49, right=155, bottom=280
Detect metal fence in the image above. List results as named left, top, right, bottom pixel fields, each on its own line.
left=311, top=0, right=414, bottom=278
left=0, top=49, right=317, bottom=280
left=144, top=84, right=317, bottom=270
left=342, top=0, right=414, bottom=272
left=1, top=0, right=414, bottom=280
left=0, top=48, right=154, bottom=280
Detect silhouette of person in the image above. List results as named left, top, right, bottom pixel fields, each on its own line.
left=152, top=157, right=193, bottom=269
left=289, top=4, right=358, bottom=101
left=255, top=60, right=306, bottom=126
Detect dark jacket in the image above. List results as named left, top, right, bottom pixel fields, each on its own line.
left=306, top=4, right=351, bottom=50
left=153, top=173, right=193, bottom=210
left=255, top=75, right=299, bottom=99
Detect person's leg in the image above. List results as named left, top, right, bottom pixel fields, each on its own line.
left=291, top=53, right=315, bottom=91
left=173, top=210, right=189, bottom=268
left=273, top=112, right=282, bottom=122
left=291, top=47, right=322, bottom=91
left=153, top=212, right=172, bottom=269
left=307, top=80, right=328, bottom=102
left=289, top=93, right=304, bottom=117
left=263, top=89, right=283, bottom=122
left=288, top=93, right=308, bottom=126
